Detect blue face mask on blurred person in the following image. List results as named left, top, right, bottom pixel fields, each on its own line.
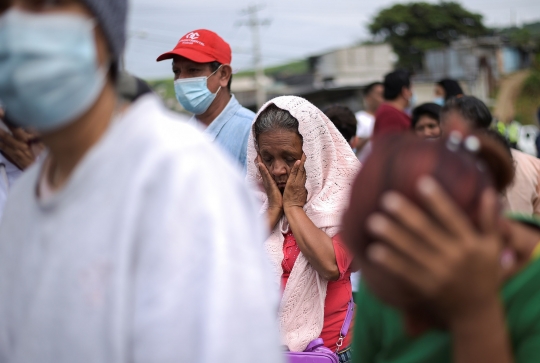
left=0, top=9, right=107, bottom=133
left=433, top=97, right=445, bottom=106
left=409, top=93, right=417, bottom=108
left=404, top=92, right=417, bottom=116
left=174, top=66, right=222, bottom=115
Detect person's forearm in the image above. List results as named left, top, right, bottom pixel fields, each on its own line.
left=284, top=206, right=339, bottom=280
left=267, top=207, right=282, bottom=232
left=451, top=299, right=513, bottom=363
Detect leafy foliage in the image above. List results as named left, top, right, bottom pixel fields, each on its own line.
left=522, top=71, right=540, bottom=95
left=369, top=2, right=488, bottom=70
left=515, top=70, right=540, bottom=125
left=497, top=21, right=540, bottom=51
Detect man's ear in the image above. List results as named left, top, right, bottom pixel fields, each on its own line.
left=402, top=86, right=412, bottom=100
left=400, top=86, right=407, bottom=99
left=219, top=65, right=233, bottom=88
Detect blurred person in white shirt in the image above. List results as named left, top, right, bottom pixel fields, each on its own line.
left=0, top=1, right=282, bottom=363
left=355, top=82, right=384, bottom=162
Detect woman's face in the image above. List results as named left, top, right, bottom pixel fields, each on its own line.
left=257, top=129, right=303, bottom=193
left=414, top=115, right=441, bottom=139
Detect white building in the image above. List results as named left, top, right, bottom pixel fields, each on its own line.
left=312, top=44, right=397, bottom=88
left=232, top=43, right=397, bottom=111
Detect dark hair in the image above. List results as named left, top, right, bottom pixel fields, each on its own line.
left=210, top=61, right=232, bottom=91
left=437, top=79, right=464, bottom=101
left=363, top=82, right=383, bottom=97
left=383, top=70, right=410, bottom=101
left=253, top=104, right=301, bottom=143
left=441, top=96, right=493, bottom=130
left=0, top=0, right=10, bottom=13
left=411, top=103, right=442, bottom=128
left=478, top=128, right=513, bottom=160
left=109, top=61, right=120, bottom=84
left=323, top=105, right=357, bottom=142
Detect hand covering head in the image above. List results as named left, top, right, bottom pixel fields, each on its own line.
left=341, top=132, right=513, bottom=312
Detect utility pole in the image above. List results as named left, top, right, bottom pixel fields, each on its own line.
left=237, top=5, right=270, bottom=109
left=511, top=9, right=516, bottom=27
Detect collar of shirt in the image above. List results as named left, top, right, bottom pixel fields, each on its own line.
left=191, top=95, right=242, bottom=142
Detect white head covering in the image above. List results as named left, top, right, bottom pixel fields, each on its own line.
left=246, top=96, right=360, bottom=351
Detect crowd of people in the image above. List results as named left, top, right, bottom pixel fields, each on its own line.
left=0, top=1, right=539, bottom=363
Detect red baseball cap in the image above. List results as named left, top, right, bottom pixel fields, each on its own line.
left=156, top=29, right=232, bottom=64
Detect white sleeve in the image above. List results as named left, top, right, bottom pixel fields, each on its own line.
left=131, top=145, right=283, bottom=363
left=355, top=112, right=375, bottom=139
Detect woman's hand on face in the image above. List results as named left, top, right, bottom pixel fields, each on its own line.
left=257, top=154, right=282, bottom=212
left=283, top=153, right=307, bottom=211
left=366, top=177, right=503, bottom=324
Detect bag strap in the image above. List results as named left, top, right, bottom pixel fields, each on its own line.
left=335, top=298, right=355, bottom=352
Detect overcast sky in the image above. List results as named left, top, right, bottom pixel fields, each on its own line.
left=124, top=0, right=540, bottom=80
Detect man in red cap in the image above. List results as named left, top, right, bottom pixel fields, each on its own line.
left=157, top=29, right=255, bottom=170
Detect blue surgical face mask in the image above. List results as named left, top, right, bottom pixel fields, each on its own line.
left=174, top=66, right=222, bottom=115
left=0, top=9, right=107, bottom=133
left=433, top=97, right=445, bottom=106
left=404, top=92, right=417, bottom=116
left=409, top=92, right=417, bottom=108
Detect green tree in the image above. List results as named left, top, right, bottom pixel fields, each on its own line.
left=498, top=21, right=540, bottom=52
left=369, top=2, right=488, bottom=70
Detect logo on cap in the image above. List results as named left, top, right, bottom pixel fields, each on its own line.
left=185, top=32, right=199, bottom=40
left=179, top=31, right=205, bottom=46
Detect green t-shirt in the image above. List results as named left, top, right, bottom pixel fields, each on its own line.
left=353, top=254, right=540, bottom=363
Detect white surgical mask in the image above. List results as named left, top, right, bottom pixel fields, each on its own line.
left=0, top=9, right=108, bottom=132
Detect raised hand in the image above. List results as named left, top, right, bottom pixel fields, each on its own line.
left=256, top=154, right=283, bottom=230
left=366, top=176, right=502, bottom=323
left=283, top=153, right=307, bottom=211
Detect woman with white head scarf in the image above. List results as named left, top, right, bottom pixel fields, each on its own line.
left=247, top=96, right=361, bottom=360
